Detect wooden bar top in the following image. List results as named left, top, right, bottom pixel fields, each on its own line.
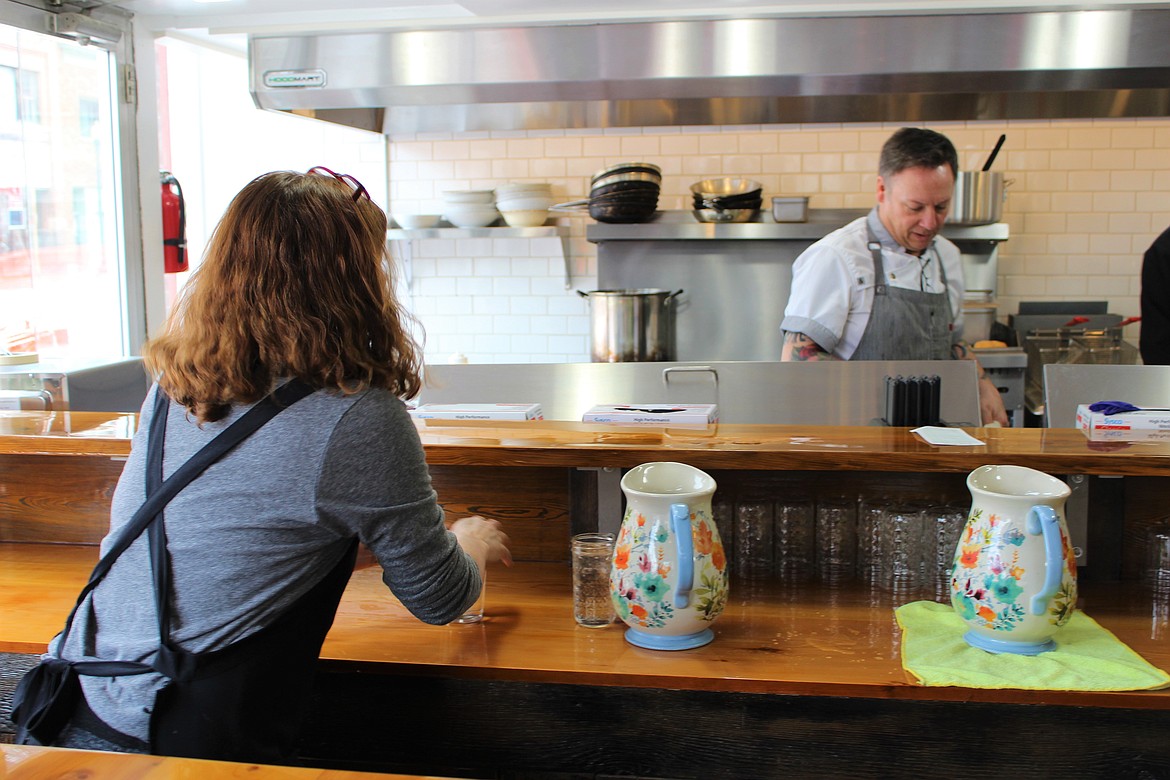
left=5, top=410, right=1170, bottom=474
left=0, top=743, right=454, bottom=778
left=4, top=543, right=1168, bottom=711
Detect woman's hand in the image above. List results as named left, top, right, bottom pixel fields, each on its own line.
left=451, top=515, right=513, bottom=569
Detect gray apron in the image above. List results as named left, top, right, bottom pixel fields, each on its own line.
left=851, top=217, right=954, bottom=361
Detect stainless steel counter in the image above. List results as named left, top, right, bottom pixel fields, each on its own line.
left=1043, top=364, right=1170, bottom=428
left=420, top=359, right=982, bottom=427
left=0, top=357, right=147, bottom=412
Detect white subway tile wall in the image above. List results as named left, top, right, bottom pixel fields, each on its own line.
left=389, top=119, right=1170, bottom=364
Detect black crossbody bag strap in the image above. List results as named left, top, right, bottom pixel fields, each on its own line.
left=54, top=380, right=315, bottom=672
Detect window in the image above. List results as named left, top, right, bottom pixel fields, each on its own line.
left=79, top=97, right=98, bottom=136
left=0, top=64, right=15, bottom=125
left=0, top=21, right=125, bottom=358
left=18, top=67, right=36, bottom=123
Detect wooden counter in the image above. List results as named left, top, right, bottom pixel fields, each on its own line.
left=10, top=543, right=1167, bottom=777
left=6, top=409, right=1170, bottom=474
left=0, top=743, right=453, bottom=779
left=4, top=542, right=1168, bottom=712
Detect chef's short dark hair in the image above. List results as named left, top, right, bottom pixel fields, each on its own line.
left=879, top=128, right=959, bottom=179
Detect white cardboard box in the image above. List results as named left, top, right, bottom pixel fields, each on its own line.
left=582, top=403, right=718, bottom=425
left=410, top=403, right=543, bottom=421
left=1076, top=404, right=1170, bottom=440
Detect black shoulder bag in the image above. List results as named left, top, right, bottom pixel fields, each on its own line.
left=11, top=380, right=314, bottom=748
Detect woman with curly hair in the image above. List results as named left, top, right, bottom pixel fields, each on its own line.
left=34, top=167, right=511, bottom=762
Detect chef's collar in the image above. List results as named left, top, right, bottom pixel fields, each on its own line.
left=865, top=207, right=937, bottom=257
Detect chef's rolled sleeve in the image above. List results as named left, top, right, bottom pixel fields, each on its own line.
left=779, top=315, right=840, bottom=355
left=781, top=239, right=859, bottom=358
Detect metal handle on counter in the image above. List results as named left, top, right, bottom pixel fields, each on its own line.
left=662, top=366, right=719, bottom=408
left=662, top=365, right=719, bottom=387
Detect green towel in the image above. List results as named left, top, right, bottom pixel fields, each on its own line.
left=895, top=600, right=1170, bottom=691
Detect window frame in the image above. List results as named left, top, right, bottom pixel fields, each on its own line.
left=0, top=0, right=149, bottom=355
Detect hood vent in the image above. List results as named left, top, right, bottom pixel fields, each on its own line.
left=249, top=9, right=1170, bottom=135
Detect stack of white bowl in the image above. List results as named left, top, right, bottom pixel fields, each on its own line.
left=442, top=190, right=499, bottom=228
left=495, top=182, right=554, bottom=227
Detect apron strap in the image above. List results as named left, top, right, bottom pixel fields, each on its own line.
left=866, top=219, right=888, bottom=296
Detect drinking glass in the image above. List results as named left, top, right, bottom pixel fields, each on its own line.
left=734, top=499, right=774, bottom=580
left=453, top=569, right=486, bottom=624
left=926, top=504, right=968, bottom=601
left=1148, top=527, right=1170, bottom=597
left=876, top=505, right=926, bottom=598
left=774, top=498, right=815, bottom=582
left=815, top=496, right=857, bottom=585
left=572, top=532, right=616, bottom=627
left=856, top=496, right=886, bottom=586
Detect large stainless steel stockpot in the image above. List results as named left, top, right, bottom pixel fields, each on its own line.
left=577, top=289, right=683, bottom=362
left=950, top=171, right=1007, bottom=225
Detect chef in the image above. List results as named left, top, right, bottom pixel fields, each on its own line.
left=780, top=127, right=1008, bottom=426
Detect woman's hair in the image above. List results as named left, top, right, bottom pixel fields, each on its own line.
left=144, top=168, right=422, bottom=422
left=878, top=127, right=959, bottom=180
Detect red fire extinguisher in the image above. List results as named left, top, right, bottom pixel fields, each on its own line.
left=161, top=171, right=188, bottom=273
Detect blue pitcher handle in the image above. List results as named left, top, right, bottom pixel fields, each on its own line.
left=1026, top=505, right=1064, bottom=616
left=671, top=503, right=694, bottom=609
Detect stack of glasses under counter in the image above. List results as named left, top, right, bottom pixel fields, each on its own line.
left=715, top=490, right=970, bottom=604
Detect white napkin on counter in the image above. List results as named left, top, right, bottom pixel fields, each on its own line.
left=911, top=426, right=986, bottom=446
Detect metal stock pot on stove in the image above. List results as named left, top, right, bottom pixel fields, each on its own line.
left=577, top=289, right=683, bottom=362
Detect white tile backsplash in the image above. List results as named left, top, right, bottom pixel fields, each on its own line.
left=391, top=117, right=1170, bottom=364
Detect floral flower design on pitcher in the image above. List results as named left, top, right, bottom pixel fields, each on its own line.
left=950, top=508, right=1075, bottom=632
left=951, top=509, right=1027, bottom=631
left=611, top=508, right=727, bottom=629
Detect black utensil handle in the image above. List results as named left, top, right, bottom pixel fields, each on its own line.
left=982, top=134, right=1007, bottom=171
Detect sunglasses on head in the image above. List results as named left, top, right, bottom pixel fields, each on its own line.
left=308, top=166, right=370, bottom=203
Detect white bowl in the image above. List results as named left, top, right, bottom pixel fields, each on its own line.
left=500, top=209, right=550, bottom=228
left=442, top=189, right=495, bottom=204
left=444, top=204, right=499, bottom=216
left=496, top=182, right=553, bottom=198
left=444, top=208, right=500, bottom=228
left=394, top=214, right=441, bottom=229
left=495, top=195, right=555, bottom=212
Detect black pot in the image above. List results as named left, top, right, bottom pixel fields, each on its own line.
left=591, top=179, right=661, bottom=199
left=589, top=195, right=659, bottom=223
left=591, top=189, right=659, bottom=205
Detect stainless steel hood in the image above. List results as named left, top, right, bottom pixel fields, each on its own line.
left=249, top=9, right=1170, bottom=134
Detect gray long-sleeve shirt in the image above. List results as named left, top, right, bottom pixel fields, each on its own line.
left=50, top=383, right=480, bottom=741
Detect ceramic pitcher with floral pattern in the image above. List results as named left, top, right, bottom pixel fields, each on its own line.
left=611, top=462, right=729, bottom=650
left=951, top=464, right=1077, bottom=655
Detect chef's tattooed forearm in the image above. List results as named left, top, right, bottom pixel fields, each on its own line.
left=782, top=332, right=834, bottom=361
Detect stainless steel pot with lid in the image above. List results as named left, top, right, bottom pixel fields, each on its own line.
left=577, top=289, right=683, bottom=362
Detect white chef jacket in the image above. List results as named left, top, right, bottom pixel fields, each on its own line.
left=780, top=210, right=966, bottom=360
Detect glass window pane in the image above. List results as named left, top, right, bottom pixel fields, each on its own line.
left=0, top=23, right=125, bottom=359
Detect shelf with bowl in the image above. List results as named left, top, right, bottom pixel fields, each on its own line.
left=586, top=209, right=1010, bottom=242
left=386, top=221, right=574, bottom=289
